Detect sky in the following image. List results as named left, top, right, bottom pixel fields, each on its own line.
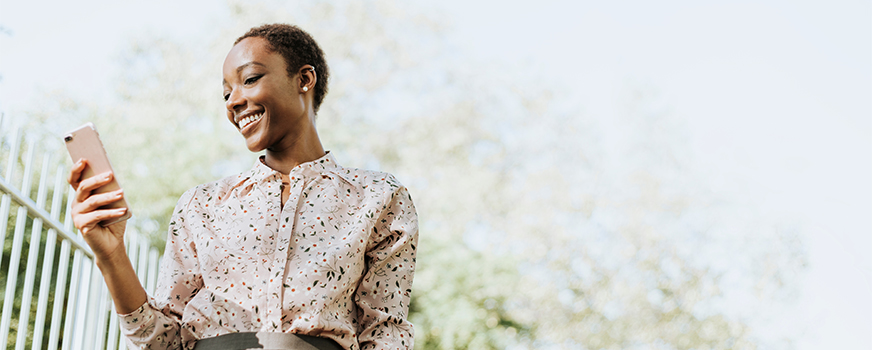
left=1, top=0, right=870, bottom=348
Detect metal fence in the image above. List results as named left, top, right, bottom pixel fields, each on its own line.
left=0, top=122, right=160, bottom=350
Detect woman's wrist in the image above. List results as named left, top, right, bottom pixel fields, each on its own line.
left=94, top=246, right=148, bottom=314
left=94, top=244, right=131, bottom=271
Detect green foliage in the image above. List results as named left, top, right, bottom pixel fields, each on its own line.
left=410, top=235, right=529, bottom=350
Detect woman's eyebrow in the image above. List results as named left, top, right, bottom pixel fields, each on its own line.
left=236, top=61, right=266, bottom=73
left=223, top=62, right=267, bottom=85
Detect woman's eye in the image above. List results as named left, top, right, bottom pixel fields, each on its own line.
left=244, top=75, right=262, bottom=85
left=223, top=93, right=230, bottom=101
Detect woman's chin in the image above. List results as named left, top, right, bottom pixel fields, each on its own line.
left=244, top=138, right=267, bottom=153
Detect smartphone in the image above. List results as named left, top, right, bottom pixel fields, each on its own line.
left=63, top=122, right=132, bottom=226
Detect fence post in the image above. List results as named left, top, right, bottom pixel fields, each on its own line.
left=32, top=165, right=68, bottom=350
left=0, top=128, right=21, bottom=270
left=15, top=153, right=53, bottom=350
left=0, top=138, right=37, bottom=346
left=48, top=187, right=76, bottom=350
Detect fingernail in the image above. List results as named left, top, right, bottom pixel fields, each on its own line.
left=104, top=173, right=112, bottom=179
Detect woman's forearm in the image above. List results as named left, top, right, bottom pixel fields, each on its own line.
left=95, top=248, right=148, bottom=314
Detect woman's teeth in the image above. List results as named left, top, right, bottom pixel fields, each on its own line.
left=238, top=113, right=263, bottom=129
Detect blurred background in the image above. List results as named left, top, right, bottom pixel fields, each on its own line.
left=0, top=0, right=869, bottom=349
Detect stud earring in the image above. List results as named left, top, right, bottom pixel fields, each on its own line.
left=303, top=86, right=309, bottom=92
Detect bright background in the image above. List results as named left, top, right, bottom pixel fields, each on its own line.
left=1, top=0, right=869, bottom=348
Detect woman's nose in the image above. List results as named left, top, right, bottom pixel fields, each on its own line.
left=225, top=89, right=246, bottom=113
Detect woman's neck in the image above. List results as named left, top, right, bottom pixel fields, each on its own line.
left=263, top=121, right=326, bottom=175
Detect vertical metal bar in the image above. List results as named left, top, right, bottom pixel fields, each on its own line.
left=127, top=232, right=139, bottom=274
left=61, top=241, right=85, bottom=350
left=0, top=129, right=15, bottom=346
left=146, top=249, right=160, bottom=294
left=80, top=259, right=103, bottom=349
left=48, top=238, right=72, bottom=350
left=92, top=278, right=110, bottom=350
left=0, top=138, right=37, bottom=345
left=16, top=153, right=52, bottom=350
left=50, top=188, right=75, bottom=350
left=33, top=165, right=66, bottom=350
left=137, top=235, right=149, bottom=287
left=0, top=128, right=21, bottom=270
left=66, top=257, right=87, bottom=350
left=117, top=323, right=126, bottom=350
left=105, top=302, right=119, bottom=350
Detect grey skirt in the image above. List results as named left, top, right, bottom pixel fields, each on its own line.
left=192, top=332, right=343, bottom=350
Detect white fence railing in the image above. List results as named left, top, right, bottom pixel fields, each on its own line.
left=0, top=122, right=160, bottom=350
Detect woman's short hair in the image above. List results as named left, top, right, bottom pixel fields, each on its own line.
left=235, top=24, right=330, bottom=113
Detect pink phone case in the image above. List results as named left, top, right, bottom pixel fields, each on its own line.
left=64, top=122, right=132, bottom=226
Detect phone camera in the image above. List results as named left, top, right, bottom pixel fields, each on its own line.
left=64, top=135, right=73, bottom=142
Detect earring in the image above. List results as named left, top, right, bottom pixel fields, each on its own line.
left=303, top=86, right=309, bottom=92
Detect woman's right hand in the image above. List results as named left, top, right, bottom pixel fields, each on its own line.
left=68, top=159, right=147, bottom=314
left=68, top=158, right=129, bottom=263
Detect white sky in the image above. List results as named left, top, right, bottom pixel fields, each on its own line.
left=1, top=0, right=870, bottom=348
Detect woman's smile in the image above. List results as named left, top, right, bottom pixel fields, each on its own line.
left=237, top=112, right=264, bottom=132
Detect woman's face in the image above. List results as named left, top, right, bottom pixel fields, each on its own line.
left=222, top=37, right=307, bottom=152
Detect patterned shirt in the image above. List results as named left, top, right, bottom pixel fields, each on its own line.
left=119, top=152, right=418, bottom=350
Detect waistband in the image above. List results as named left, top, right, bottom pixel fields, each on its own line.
left=193, top=332, right=343, bottom=350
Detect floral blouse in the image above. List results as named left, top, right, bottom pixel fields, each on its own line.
left=119, top=152, right=418, bottom=350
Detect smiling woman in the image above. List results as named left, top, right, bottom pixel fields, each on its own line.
left=66, top=24, right=419, bottom=350
left=222, top=34, right=323, bottom=167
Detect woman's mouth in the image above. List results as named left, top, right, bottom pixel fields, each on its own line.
left=238, top=113, right=263, bottom=130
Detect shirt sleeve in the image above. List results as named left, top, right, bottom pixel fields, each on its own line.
left=355, top=181, right=419, bottom=350
left=119, top=188, right=203, bottom=350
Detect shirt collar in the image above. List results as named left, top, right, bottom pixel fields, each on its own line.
left=249, top=151, right=340, bottom=184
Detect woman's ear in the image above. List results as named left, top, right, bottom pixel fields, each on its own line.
left=299, top=65, right=317, bottom=93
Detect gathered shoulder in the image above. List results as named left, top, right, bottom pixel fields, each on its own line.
left=174, top=170, right=254, bottom=210
left=330, top=166, right=406, bottom=198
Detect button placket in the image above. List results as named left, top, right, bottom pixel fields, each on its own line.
left=254, top=174, right=281, bottom=330
left=266, top=174, right=304, bottom=330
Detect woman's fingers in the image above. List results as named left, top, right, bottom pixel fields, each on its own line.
left=75, top=171, right=114, bottom=203
left=78, top=189, right=124, bottom=213
left=74, top=207, right=127, bottom=234
left=67, top=158, right=87, bottom=189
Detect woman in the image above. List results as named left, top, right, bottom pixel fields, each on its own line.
left=68, top=24, right=418, bottom=350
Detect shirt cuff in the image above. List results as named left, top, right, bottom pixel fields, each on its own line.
left=118, top=301, right=155, bottom=332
